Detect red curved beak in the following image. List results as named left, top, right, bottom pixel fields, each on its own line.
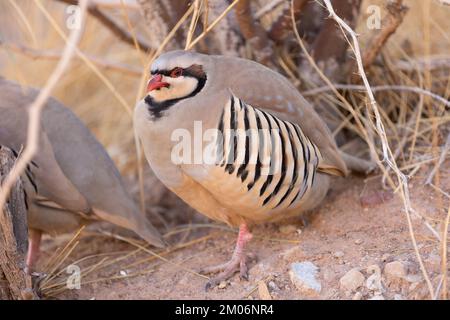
left=147, top=74, right=170, bottom=92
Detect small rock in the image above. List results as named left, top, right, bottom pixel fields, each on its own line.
left=279, top=224, right=297, bottom=234
left=218, top=281, right=227, bottom=289
left=354, top=239, right=363, bottom=245
left=369, top=294, right=385, bottom=300
left=352, top=292, right=363, bottom=300
left=366, top=265, right=383, bottom=293
left=384, top=261, right=407, bottom=281
left=289, top=261, right=321, bottom=296
left=384, top=261, right=409, bottom=290
left=119, top=270, right=128, bottom=276
left=268, top=281, right=280, bottom=291
left=381, top=254, right=391, bottom=262
left=333, top=251, right=345, bottom=258
left=340, top=268, right=365, bottom=292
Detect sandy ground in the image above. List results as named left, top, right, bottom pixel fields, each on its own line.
left=35, top=164, right=449, bottom=300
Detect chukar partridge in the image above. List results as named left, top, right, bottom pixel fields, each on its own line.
left=134, top=51, right=348, bottom=289
left=0, top=78, right=164, bottom=269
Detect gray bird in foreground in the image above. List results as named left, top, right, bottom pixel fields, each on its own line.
left=135, top=50, right=353, bottom=289
left=0, top=78, right=164, bottom=269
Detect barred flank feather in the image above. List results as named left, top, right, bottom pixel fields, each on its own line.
left=215, top=95, right=321, bottom=211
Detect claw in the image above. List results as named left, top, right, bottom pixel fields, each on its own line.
left=200, top=223, right=253, bottom=290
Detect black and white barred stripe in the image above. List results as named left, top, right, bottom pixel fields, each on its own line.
left=216, top=95, right=321, bottom=210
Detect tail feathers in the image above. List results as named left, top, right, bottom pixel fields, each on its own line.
left=135, top=219, right=166, bottom=248
left=339, top=151, right=376, bottom=174
left=92, top=207, right=165, bottom=248
left=317, top=163, right=347, bottom=177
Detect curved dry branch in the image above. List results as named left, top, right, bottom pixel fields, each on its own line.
left=322, top=0, right=436, bottom=300
left=1, top=41, right=141, bottom=76
left=362, top=1, right=408, bottom=69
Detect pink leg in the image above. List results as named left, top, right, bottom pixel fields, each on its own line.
left=202, top=223, right=253, bottom=290
left=26, top=229, right=42, bottom=273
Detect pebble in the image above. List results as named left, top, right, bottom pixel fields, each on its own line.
left=384, top=261, right=407, bottom=281
left=384, top=261, right=408, bottom=289
left=340, top=268, right=365, bottom=292
left=352, top=292, right=363, bottom=300
left=119, top=270, right=128, bottom=276
left=268, top=281, right=280, bottom=291
left=333, top=251, right=345, bottom=258
left=218, top=281, right=227, bottom=289
left=289, top=261, right=322, bottom=296
left=279, top=224, right=297, bottom=235
left=354, top=239, right=363, bottom=245
left=366, top=265, right=383, bottom=293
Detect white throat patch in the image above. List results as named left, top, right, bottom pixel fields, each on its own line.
left=149, top=75, right=198, bottom=103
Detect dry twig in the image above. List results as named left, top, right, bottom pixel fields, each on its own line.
left=362, top=0, right=408, bottom=69
left=322, top=0, right=436, bottom=299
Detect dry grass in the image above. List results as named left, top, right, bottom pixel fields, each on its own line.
left=0, top=0, right=448, bottom=299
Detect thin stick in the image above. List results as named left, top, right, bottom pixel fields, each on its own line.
left=35, top=3, right=133, bottom=115
left=1, top=41, right=141, bottom=76
left=6, top=0, right=38, bottom=47
left=187, top=0, right=241, bottom=49
left=100, top=231, right=209, bottom=280
left=302, top=84, right=450, bottom=108
left=185, top=0, right=202, bottom=49
left=322, top=0, right=435, bottom=299
left=0, top=0, right=87, bottom=216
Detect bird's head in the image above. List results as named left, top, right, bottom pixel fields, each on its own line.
left=145, top=51, right=208, bottom=107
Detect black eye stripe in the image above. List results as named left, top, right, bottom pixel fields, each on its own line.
left=151, top=69, right=172, bottom=76
left=151, top=69, right=199, bottom=78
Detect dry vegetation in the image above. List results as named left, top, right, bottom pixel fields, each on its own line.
left=0, top=0, right=449, bottom=300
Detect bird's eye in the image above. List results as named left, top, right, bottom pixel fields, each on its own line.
left=170, top=67, right=183, bottom=78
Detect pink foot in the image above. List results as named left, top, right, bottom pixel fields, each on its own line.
left=202, top=223, right=253, bottom=290
left=25, top=229, right=42, bottom=274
